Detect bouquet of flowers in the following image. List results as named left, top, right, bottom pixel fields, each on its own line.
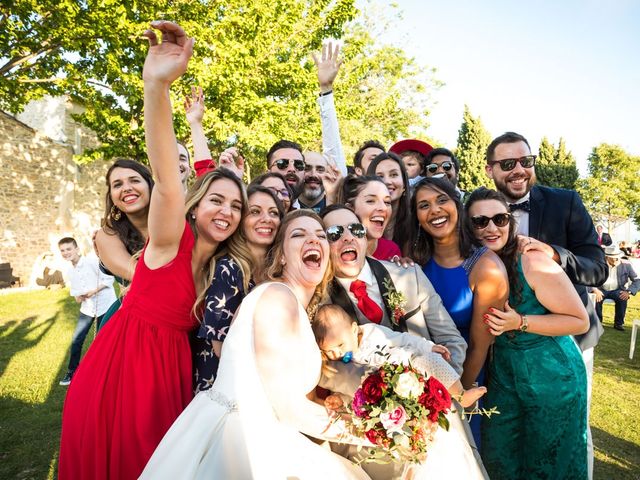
left=347, top=362, right=452, bottom=465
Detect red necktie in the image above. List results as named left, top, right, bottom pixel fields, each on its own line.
left=349, top=280, right=383, bottom=324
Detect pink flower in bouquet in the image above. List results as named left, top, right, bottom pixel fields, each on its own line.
left=352, top=388, right=367, bottom=417
left=362, top=372, right=386, bottom=404
left=380, top=405, right=407, bottom=433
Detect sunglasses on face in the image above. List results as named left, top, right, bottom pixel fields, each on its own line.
left=326, top=223, right=367, bottom=243
left=489, top=155, right=536, bottom=172
left=426, top=161, right=454, bottom=174
left=274, top=159, right=305, bottom=171
left=471, top=213, right=511, bottom=229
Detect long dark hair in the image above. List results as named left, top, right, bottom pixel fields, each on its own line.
left=102, top=159, right=154, bottom=254
left=366, top=152, right=412, bottom=253
left=408, top=177, right=476, bottom=265
left=464, top=187, right=522, bottom=303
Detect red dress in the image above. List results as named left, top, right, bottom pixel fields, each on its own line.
left=59, top=223, right=198, bottom=480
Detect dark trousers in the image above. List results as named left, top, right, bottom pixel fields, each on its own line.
left=595, top=289, right=628, bottom=327
left=67, top=312, right=103, bottom=372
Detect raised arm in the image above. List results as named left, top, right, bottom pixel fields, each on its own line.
left=463, top=252, right=509, bottom=388
left=312, top=42, right=347, bottom=176
left=184, top=86, right=214, bottom=163
left=94, top=229, right=137, bottom=281
left=142, top=21, right=194, bottom=268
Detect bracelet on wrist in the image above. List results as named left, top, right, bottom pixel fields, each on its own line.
left=318, top=89, right=333, bottom=97
left=519, top=314, right=529, bottom=332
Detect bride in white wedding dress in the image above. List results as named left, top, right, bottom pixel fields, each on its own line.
left=141, top=208, right=370, bottom=479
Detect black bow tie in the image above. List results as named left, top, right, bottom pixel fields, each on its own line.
left=509, top=200, right=530, bottom=213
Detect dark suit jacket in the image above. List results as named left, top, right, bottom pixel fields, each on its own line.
left=529, top=185, right=607, bottom=350
left=607, top=261, right=640, bottom=295
left=599, top=232, right=613, bottom=246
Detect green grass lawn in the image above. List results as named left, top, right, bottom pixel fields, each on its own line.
left=1, top=288, right=639, bottom=479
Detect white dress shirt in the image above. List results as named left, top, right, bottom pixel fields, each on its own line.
left=602, top=264, right=620, bottom=291
left=511, top=192, right=531, bottom=236
left=66, top=254, right=117, bottom=317
left=336, top=261, right=383, bottom=314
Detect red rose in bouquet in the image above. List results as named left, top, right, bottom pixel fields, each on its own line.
left=419, top=377, right=451, bottom=422
left=362, top=372, right=386, bottom=403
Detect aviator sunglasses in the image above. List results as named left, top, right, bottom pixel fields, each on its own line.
left=489, top=155, right=536, bottom=172
left=274, top=158, right=305, bottom=171
left=426, top=161, right=454, bottom=174
left=326, top=223, right=367, bottom=243
left=471, top=213, right=511, bottom=229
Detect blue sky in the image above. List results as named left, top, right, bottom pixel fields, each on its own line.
left=371, top=0, right=640, bottom=174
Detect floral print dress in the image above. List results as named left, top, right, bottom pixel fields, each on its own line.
left=192, top=255, right=254, bottom=393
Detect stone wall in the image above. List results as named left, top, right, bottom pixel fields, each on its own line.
left=0, top=106, right=110, bottom=285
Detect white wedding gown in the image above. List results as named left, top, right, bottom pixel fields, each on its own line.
left=140, top=283, right=370, bottom=480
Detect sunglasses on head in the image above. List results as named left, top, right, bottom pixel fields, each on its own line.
left=426, top=161, right=454, bottom=174
left=274, top=158, right=305, bottom=171
left=471, top=213, right=511, bottom=229
left=326, top=223, right=367, bottom=243
left=489, top=155, right=536, bottom=172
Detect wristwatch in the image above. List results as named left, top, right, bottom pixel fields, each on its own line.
left=519, top=314, right=529, bottom=332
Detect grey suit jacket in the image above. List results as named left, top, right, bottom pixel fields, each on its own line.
left=329, top=258, right=467, bottom=375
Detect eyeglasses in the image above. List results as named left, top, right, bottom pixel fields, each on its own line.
left=489, top=155, right=536, bottom=172
left=266, top=186, right=290, bottom=198
left=426, top=161, right=454, bottom=174
left=274, top=158, right=305, bottom=171
left=326, top=223, right=367, bottom=243
left=471, top=213, right=511, bottom=229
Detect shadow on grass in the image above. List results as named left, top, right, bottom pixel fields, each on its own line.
left=0, top=295, right=87, bottom=480
left=593, top=426, right=640, bottom=479
left=0, top=315, right=54, bottom=378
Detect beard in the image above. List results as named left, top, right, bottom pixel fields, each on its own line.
left=494, top=171, right=536, bottom=202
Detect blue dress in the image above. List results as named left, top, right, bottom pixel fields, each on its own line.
left=192, top=255, right=254, bottom=393
left=423, top=246, right=487, bottom=448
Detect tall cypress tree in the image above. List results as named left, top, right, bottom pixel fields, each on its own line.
left=536, top=137, right=579, bottom=190
left=455, top=105, right=493, bottom=192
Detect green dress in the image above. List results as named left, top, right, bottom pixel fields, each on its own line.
left=481, top=256, right=587, bottom=479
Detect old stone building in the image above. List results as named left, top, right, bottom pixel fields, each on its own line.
left=0, top=96, right=111, bottom=285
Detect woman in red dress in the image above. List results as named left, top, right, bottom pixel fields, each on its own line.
left=58, top=21, right=247, bottom=480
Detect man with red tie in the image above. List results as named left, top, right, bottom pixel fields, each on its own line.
left=319, top=204, right=467, bottom=374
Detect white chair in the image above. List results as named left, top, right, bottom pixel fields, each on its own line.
left=630, top=319, right=640, bottom=360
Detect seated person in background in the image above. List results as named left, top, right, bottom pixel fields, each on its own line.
left=619, top=240, right=633, bottom=257
left=312, top=304, right=486, bottom=409
left=592, top=246, right=640, bottom=331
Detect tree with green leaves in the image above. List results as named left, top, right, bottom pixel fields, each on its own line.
left=455, top=105, right=493, bottom=191
left=536, top=136, right=579, bottom=190
left=578, top=143, right=640, bottom=230
left=1, top=1, right=438, bottom=175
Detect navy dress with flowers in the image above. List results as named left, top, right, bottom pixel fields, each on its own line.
left=193, top=255, right=254, bottom=392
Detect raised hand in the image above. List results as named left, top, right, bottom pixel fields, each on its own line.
left=142, top=20, right=194, bottom=85
left=218, top=147, right=245, bottom=180
left=321, top=156, right=343, bottom=204
left=184, top=86, right=205, bottom=125
left=312, top=41, right=343, bottom=92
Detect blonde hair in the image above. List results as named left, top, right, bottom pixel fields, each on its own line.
left=185, top=168, right=248, bottom=319
left=266, top=210, right=333, bottom=320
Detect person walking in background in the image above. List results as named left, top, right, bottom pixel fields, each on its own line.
left=592, top=246, right=640, bottom=331
left=58, top=237, right=116, bottom=386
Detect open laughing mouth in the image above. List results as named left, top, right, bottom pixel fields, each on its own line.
left=340, top=246, right=358, bottom=262
left=122, top=194, right=139, bottom=204
left=370, top=215, right=385, bottom=229
left=429, top=216, right=447, bottom=228
left=302, top=248, right=322, bottom=269
left=213, top=219, right=230, bottom=230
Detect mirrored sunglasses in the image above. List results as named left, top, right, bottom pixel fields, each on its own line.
left=489, top=155, right=536, bottom=172
left=426, top=161, right=454, bottom=174
left=326, top=223, right=367, bottom=243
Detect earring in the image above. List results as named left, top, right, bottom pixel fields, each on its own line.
left=191, top=214, right=196, bottom=220
left=110, top=205, right=121, bottom=221
left=280, top=257, right=286, bottom=266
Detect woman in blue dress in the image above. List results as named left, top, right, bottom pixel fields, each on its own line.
left=407, top=177, right=509, bottom=447
left=466, top=187, right=588, bottom=479
left=193, top=185, right=285, bottom=391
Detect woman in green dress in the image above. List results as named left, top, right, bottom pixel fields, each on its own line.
left=465, top=187, right=589, bottom=479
